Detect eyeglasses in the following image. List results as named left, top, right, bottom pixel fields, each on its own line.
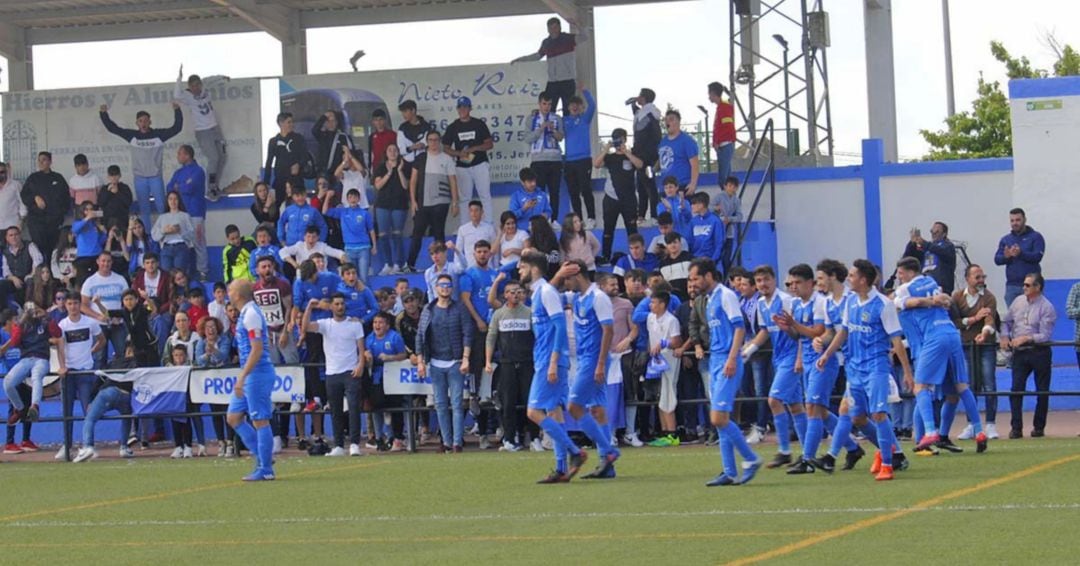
left=436, top=282, right=453, bottom=289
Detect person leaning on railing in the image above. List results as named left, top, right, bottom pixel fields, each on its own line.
left=999, top=273, right=1056, bottom=439
left=949, top=264, right=1000, bottom=439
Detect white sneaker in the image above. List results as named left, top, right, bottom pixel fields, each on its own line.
left=182, top=446, right=193, bottom=458
left=745, top=427, right=764, bottom=444
left=193, top=443, right=207, bottom=457
left=986, top=423, right=1000, bottom=439
left=585, top=218, right=596, bottom=230
left=119, top=446, right=134, bottom=459
left=54, top=446, right=68, bottom=461
left=957, top=424, right=975, bottom=440
left=623, top=433, right=644, bottom=448
left=479, top=436, right=492, bottom=450
left=349, top=443, right=363, bottom=457
left=327, top=446, right=347, bottom=457
left=390, top=264, right=401, bottom=275
left=550, top=220, right=561, bottom=231
left=540, top=434, right=554, bottom=451
left=529, top=438, right=545, bottom=452
left=170, top=446, right=184, bottom=459
left=500, top=440, right=522, bottom=452
left=73, top=447, right=98, bottom=463
left=272, top=436, right=283, bottom=454
left=379, top=264, right=392, bottom=276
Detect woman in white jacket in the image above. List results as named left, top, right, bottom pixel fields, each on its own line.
left=151, top=191, right=196, bottom=274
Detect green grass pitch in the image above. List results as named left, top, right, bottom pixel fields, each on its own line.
left=2, top=439, right=1079, bottom=565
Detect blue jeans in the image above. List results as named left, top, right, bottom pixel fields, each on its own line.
left=94, top=323, right=129, bottom=369
left=749, top=353, right=773, bottom=430
left=83, top=386, right=132, bottom=447
left=4, top=357, right=48, bottom=410
left=428, top=363, right=465, bottom=448
left=134, top=175, right=166, bottom=230
left=968, top=343, right=998, bottom=423
left=1004, top=284, right=1023, bottom=309
left=160, top=243, right=191, bottom=275
left=890, top=365, right=915, bottom=430
left=375, top=207, right=408, bottom=268
left=716, top=142, right=734, bottom=186
left=63, top=371, right=97, bottom=446
left=346, top=248, right=372, bottom=282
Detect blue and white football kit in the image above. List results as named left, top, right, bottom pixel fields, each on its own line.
left=229, top=302, right=277, bottom=480
left=758, top=290, right=806, bottom=453
left=842, top=289, right=902, bottom=467
left=568, top=283, right=617, bottom=462
left=707, top=283, right=760, bottom=484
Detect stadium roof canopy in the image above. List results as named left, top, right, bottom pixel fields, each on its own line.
left=0, top=0, right=678, bottom=89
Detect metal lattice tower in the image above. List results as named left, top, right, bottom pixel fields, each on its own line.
left=729, top=0, right=834, bottom=162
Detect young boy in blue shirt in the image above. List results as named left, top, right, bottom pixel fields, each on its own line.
left=656, top=176, right=691, bottom=240
left=689, top=192, right=724, bottom=266
left=325, top=189, right=377, bottom=282
left=508, top=168, right=553, bottom=231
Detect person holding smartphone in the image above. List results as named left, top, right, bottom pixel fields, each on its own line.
left=71, top=202, right=107, bottom=288
left=594, top=128, right=641, bottom=264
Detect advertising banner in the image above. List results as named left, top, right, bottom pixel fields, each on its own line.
left=381, top=359, right=432, bottom=395
left=279, top=63, right=547, bottom=183
left=2, top=78, right=262, bottom=191
left=189, top=365, right=306, bottom=405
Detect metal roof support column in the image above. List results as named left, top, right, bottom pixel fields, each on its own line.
left=863, top=0, right=898, bottom=162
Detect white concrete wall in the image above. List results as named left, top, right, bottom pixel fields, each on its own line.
left=774, top=179, right=865, bottom=272
left=880, top=170, right=1013, bottom=299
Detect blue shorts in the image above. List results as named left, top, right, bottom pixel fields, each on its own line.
left=227, top=371, right=274, bottom=421
left=769, top=364, right=803, bottom=405
left=529, top=364, right=569, bottom=411
left=805, top=357, right=839, bottom=407
left=942, top=347, right=970, bottom=395
left=569, top=357, right=606, bottom=408
left=845, top=370, right=890, bottom=417
left=915, top=332, right=962, bottom=386
left=709, top=355, right=744, bottom=413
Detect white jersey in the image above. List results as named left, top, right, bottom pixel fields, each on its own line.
left=174, top=78, right=221, bottom=131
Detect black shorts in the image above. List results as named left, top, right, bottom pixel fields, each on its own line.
left=622, top=350, right=649, bottom=401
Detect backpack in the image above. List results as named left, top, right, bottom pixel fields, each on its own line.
left=307, top=437, right=331, bottom=456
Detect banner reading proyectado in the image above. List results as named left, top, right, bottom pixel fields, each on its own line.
left=280, top=62, right=547, bottom=184
left=1, top=79, right=262, bottom=188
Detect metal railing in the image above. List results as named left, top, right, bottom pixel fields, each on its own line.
left=731, top=118, right=777, bottom=266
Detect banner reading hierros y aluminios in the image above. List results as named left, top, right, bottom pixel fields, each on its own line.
left=279, top=62, right=547, bottom=184
left=1, top=79, right=261, bottom=190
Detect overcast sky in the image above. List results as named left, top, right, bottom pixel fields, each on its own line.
left=2, top=0, right=1079, bottom=164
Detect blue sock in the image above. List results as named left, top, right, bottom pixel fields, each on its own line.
left=914, top=409, right=925, bottom=442
left=555, top=443, right=568, bottom=474
left=602, top=423, right=614, bottom=448
left=804, top=416, right=823, bottom=459
left=828, top=412, right=860, bottom=452
left=774, top=411, right=792, bottom=454
left=915, top=390, right=938, bottom=435
left=825, top=412, right=839, bottom=437
left=876, top=419, right=894, bottom=466
left=578, top=413, right=611, bottom=458
left=724, top=421, right=757, bottom=462
left=959, top=389, right=983, bottom=434
left=540, top=416, right=580, bottom=456
left=256, top=425, right=274, bottom=474
left=940, top=400, right=958, bottom=438
left=232, top=420, right=258, bottom=460
left=859, top=422, right=879, bottom=448
left=828, top=414, right=853, bottom=458
left=718, top=428, right=737, bottom=478
left=793, top=412, right=808, bottom=446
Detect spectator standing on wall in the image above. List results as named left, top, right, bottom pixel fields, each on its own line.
left=262, top=112, right=307, bottom=207
left=0, top=161, right=27, bottom=233
left=994, top=208, right=1045, bottom=307
left=68, top=154, right=103, bottom=208
left=563, top=89, right=597, bottom=228
left=708, top=82, right=736, bottom=185
left=595, top=129, right=641, bottom=264
left=372, top=144, right=410, bottom=275
left=525, top=92, right=565, bottom=228
left=167, top=145, right=209, bottom=280
left=511, top=16, right=590, bottom=113
left=21, top=151, right=72, bottom=263
left=174, top=66, right=229, bottom=200
left=712, top=176, right=743, bottom=276
left=1000, top=273, right=1056, bottom=439
left=629, top=88, right=662, bottom=226
left=443, top=97, right=495, bottom=222
left=99, top=103, right=183, bottom=231
left=312, top=110, right=355, bottom=180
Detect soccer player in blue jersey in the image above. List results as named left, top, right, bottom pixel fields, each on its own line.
left=774, top=264, right=844, bottom=474
left=520, top=252, right=588, bottom=483
left=812, top=259, right=867, bottom=472
left=561, top=260, right=621, bottom=479
left=817, top=260, right=913, bottom=481
left=226, top=280, right=278, bottom=481
left=742, top=265, right=806, bottom=469
left=691, top=258, right=761, bottom=486
left=893, top=257, right=988, bottom=454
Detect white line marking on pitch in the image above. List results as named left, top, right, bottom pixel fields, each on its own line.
left=8, top=502, right=1080, bottom=529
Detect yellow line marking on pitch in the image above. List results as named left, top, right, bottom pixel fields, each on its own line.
left=0, top=460, right=389, bottom=524
left=726, top=453, right=1080, bottom=565
left=2, top=531, right=813, bottom=549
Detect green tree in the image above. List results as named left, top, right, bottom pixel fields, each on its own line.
left=919, top=39, right=1080, bottom=160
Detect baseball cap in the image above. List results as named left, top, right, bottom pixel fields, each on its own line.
left=455, top=96, right=472, bottom=108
